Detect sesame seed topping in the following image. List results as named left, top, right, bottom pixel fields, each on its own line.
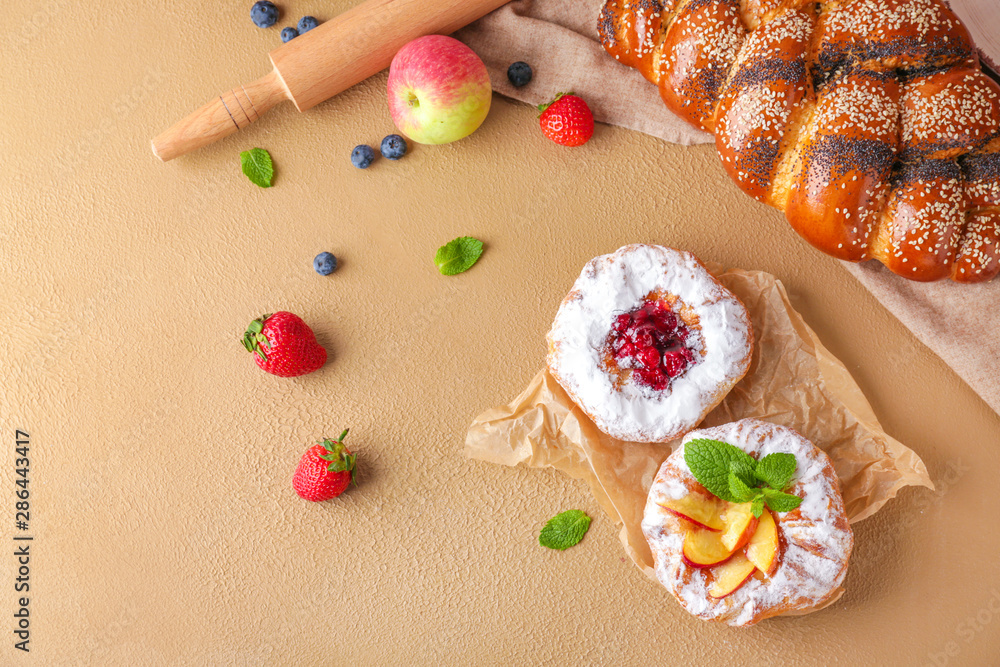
left=599, top=0, right=1000, bottom=282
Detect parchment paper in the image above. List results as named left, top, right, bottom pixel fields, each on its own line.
left=466, top=265, right=933, bottom=580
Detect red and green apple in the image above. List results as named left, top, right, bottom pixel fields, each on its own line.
left=387, top=35, right=492, bottom=145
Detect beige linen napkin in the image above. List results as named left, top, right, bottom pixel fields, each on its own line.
left=846, top=263, right=1000, bottom=415
left=456, top=0, right=713, bottom=145
left=456, top=0, right=1000, bottom=416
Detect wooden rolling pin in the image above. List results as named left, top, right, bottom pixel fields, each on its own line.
left=151, top=0, right=509, bottom=161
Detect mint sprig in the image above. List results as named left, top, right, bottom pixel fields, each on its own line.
left=539, top=509, right=591, bottom=550
left=762, top=487, right=802, bottom=513
left=728, top=470, right=753, bottom=501
left=684, top=439, right=803, bottom=517
left=434, top=236, right=483, bottom=276
left=754, top=453, right=796, bottom=490
left=240, top=147, right=274, bottom=188
left=682, top=439, right=757, bottom=503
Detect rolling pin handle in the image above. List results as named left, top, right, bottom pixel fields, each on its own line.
left=150, top=71, right=288, bottom=162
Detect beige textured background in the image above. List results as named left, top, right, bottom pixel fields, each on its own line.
left=3, top=0, right=1000, bottom=664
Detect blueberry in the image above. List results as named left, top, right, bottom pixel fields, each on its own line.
left=380, top=134, right=407, bottom=160
left=297, top=16, right=319, bottom=33
left=250, top=1, right=279, bottom=28
left=507, top=61, right=533, bottom=87
left=280, top=26, right=298, bottom=42
left=351, top=145, right=375, bottom=169
left=314, top=252, right=338, bottom=276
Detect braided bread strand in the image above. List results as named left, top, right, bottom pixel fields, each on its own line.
left=599, top=0, right=1000, bottom=282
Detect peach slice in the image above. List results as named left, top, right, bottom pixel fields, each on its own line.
left=659, top=494, right=725, bottom=532
left=708, top=552, right=756, bottom=598
left=745, top=508, right=780, bottom=576
left=719, top=502, right=759, bottom=552
left=682, top=528, right=734, bottom=568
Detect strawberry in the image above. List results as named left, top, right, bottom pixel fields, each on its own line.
left=242, top=311, right=327, bottom=377
left=293, top=430, right=356, bottom=501
left=538, top=93, right=594, bottom=147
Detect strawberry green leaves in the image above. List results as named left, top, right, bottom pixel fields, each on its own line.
left=434, top=237, right=483, bottom=276
left=242, top=314, right=272, bottom=362
left=318, top=429, right=357, bottom=482
left=684, top=439, right=803, bottom=518
left=539, top=510, right=591, bottom=550
left=240, top=147, right=274, bottom=188
left=536, top=91, right=575, bottom=116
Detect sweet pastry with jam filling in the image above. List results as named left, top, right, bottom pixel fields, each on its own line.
left=644, top=418, right=853, bottom=626
left=546, top=244, right=753, bottom=442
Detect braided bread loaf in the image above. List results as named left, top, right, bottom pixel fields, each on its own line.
left=598, top=0, right=1000, bottom=282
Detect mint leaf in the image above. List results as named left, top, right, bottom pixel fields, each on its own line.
left=729, top=456, right=757, bottom=488
left=240, top=148, right=273, bottom=187
left=434, top=236, right=483, bottom=276
left=539, top=510, right=591, bottom=550
left=685, top=438, right=805, bottom=512
left=684, top=439, right=759, bottom=503
left=763, top=487, right=803, bottom=514
left=755, top=453, right=797, bottom=490
left=728, top=471, right=755, bottom=503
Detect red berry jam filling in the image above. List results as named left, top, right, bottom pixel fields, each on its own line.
left=608, top=300, right=696, bottom=390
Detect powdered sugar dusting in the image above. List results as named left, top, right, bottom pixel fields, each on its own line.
left=643, top=418, right=853, bottom=626
left=546, top=245, right=753, bottom=443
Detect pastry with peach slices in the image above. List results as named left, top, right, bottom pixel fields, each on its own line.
left=643, top=418, right=853, bottom=626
